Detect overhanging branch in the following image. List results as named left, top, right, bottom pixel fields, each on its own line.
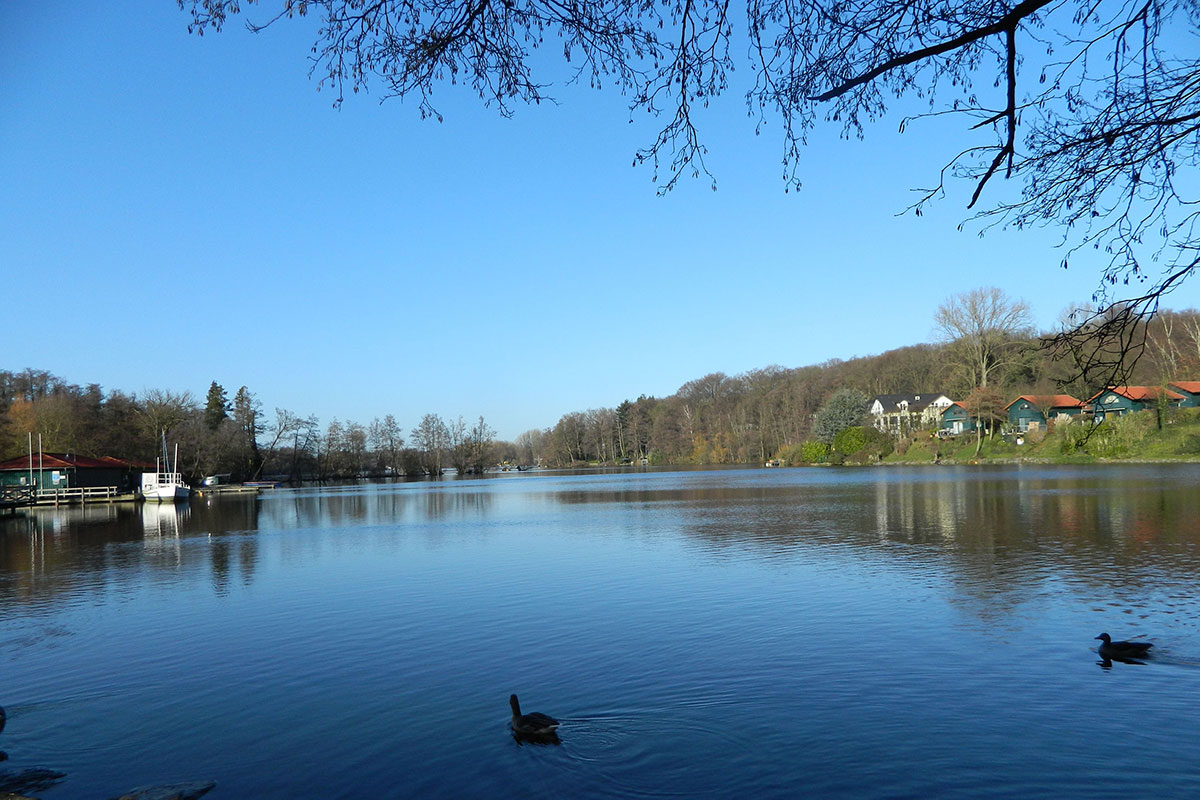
left=810, top=0, right=1055, bottom=102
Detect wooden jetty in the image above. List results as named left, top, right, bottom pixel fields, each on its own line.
left=32, top=487, right=139, bottom=506
left=3, top=482, right=263, bottom=509
left=193, top=484, right=262, bottom=497
left=1, top=485, right=37, bottom=513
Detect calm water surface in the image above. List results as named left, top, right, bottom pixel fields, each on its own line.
left=3, top=465, right=1200, bottom=798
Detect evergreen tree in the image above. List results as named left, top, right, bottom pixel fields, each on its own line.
left=232, top=386, right=263, bottom=478
left=812, top=389, right=870, bottom=444
left=204, top=381, right=229, bottom=431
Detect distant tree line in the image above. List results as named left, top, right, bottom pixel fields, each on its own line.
left=4, top=293, right=1199, bottom=474
left=0, top=374, right=503, bottom=483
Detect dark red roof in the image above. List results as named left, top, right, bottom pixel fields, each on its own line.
left=1086, top=386, right=1185, bottom=403
left=1004, top=394, right=1085, bottom=411
left=0, top=452, right=151, bottom=471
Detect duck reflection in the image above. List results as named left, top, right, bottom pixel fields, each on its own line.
left=511, top=730, right=561, bottom=746
left=1098, top=654, right=1149, bottom=669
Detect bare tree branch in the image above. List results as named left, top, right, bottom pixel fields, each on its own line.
left=180, top=0, right=1200, bottom=368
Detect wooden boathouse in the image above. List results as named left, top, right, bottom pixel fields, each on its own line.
left=0, top=453, right=149, bottom=503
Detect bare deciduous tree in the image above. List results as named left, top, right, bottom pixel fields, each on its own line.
left=139, top=388, right=197, bottom=449
left=411, top=413, right=451, bottom=475
left=935, top=287, right=1033, bottom=390
left=259, top=408, right=314, bottom=478
left=368, top=414, right=404, bottom=474
left=514, top=428, right=546, bottom=466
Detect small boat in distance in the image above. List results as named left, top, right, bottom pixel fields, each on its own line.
left=141, top=437, right=190, bottom=502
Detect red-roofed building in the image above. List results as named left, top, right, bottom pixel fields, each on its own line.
left=0, top=453, right=150, bottom=493
left=1004, top=395, right=1087, bottom=431
left=1086, top=386, right=1185, bottom=422
left=1169, top=382, right=1200, bottom=407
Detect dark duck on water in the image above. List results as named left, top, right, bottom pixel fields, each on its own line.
left=1095, top=632, right=1154, bottom=660
left=509, top=694, right=560, bottom=736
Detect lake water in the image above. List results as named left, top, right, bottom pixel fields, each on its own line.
left=3, top=464, right=1200, bottom=798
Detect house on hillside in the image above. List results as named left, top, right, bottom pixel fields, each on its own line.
left=1004, top=395, right=1086, bottom=432
left=0, top=453, right=148, bottom=493
left=1086, top=386, right=1185, bottom=422
left=870, top=393, right=955, bottom=436
left=1169, top=381, right=1200, bottom=407
left=938, top=402, right=976, bottom=436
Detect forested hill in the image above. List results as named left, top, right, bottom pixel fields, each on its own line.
left=3, top=308, right=1199, bottom=475
left=529, top=308, right=1200, bottom=466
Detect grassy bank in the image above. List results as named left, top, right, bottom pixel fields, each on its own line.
left=879, top=407, right=1200, bottom=464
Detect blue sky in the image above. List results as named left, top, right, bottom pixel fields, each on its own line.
left=3, top=1, right=1198, bottom=440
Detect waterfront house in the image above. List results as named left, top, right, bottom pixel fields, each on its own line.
left=1168, top=381, right=1200, bottom=407
left=1004, top=394, right=1086, bottom=432
left=0, top=453, right=147, bottom=493
left=1086, top=386, right=1185, bottom=422
left=938, top=402, right=977, bottom=436
left=870, top=393, right=955, bottom=436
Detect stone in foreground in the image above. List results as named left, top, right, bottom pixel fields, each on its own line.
left=109, top=781, right=217, bottom=800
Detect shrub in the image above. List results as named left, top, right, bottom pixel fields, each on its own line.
left=774, top=442, right=806, bottom=464
left=1059, top=422, right=1092, bottom=454
left=832, top=425, right=894, bottom=462
left=1083, top=416, right=1144, bottom=458
left=833, top=426, right=867, bottom=455
left=801, top=440, right=831, bottom=463
left=860, top=426, right=895, bottom=460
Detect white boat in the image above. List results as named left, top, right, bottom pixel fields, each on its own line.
left=141, top=439, right=190, bottom=502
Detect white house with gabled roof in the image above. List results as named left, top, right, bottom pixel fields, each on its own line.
left=870, top=393, right=955, bottom=436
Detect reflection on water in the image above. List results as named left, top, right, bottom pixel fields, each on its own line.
left=140, top=502, right=187, bottom=574
left=140, top=501, right=189, bottom=539
left=2, top=465, right=1200, bottom=798
left=3, top=465, right=1200, bottom=621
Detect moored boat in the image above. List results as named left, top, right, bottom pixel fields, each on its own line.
left=141, top=438, right=190, bottom=502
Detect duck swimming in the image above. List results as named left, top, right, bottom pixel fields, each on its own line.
left=510, top=694, right=560, bottom=736
left=1095, top=633, right=1153, bottom=660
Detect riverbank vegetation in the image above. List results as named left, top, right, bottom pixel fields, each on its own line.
left=527, top=300, right=1200, bottom=467
left=3, top=299, right=1199, bottom=476
left=840, top=406, right=1200, bottom=465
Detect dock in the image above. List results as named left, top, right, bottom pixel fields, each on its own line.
left=2, top=486, right=142, bottom=509
left=33, top=487, right=139, bottom=506
left=193, top=485, right=263, bottom=497
left=2, top=483, right=265, bottom=510
left=1, top=485, right=37, bottom=513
